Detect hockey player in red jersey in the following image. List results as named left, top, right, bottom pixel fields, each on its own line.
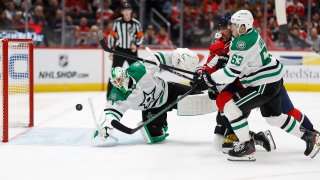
left=194, top=16, right=319, bottom=154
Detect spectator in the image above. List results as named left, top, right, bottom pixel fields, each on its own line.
left=306, top=27, right=320, bottom=50
left=88, top=25, right=99, bottom=47
left=0, top=9, right=12, bottom=30
left=96, top=0, right=114, bottom=21
left=155, top=27, right=173, bottom=47
left=286, top=0, right=305, bottom=16
left=74, top=17, right=90, bottom=46
left=46, top=0, right=60, bottom=26
left=288, top=28, right=306, bottom=49
left=5, top=1, right=16, bottom=21
left=12, top=10, right=24, bottom=26
left=143, top=24, right=156, bottom=45
left=30, top=5, right=47, bottom=27
left=201, top=0, right=218, bottom=15
left=65, top=0, right=89, bottom=14
left=274, top=33, right=291, bottom=50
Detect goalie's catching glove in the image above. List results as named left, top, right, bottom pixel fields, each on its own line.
left=92, top=115, right=116, bottom=141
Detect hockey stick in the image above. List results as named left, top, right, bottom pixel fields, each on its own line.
left=275, top=1, right=320, bottom=54
left=96, top=30, right=196, bottom=75
left=111, top=84, right=200, bottom=134
left=88, top=97, right=118, bottom=141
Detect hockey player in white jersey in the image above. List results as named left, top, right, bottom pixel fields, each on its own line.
left=93, top=48, right=199, bottom=144
left=195, top=9, right=320, bottom=161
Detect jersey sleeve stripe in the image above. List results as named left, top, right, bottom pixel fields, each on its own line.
left=104, top=108, right=123, bottom=120
left=223, top=67, right=237, bottom=77
left=156, top=52, right=167, bottom=65
left=240, top=64, right=283, bottom=84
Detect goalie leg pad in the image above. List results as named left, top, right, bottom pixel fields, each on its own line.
left=177, top=92, right=217, bottom=115
left=139, top=123, right=169, bottom=144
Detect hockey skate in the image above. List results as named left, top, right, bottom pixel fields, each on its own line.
left=222, top=134, right=238, bottom=154
left=228, top=139, right=256, bottom=161
left=301, top=127, right=320, bottom=158
left=250, top=130, right=276, bottom=152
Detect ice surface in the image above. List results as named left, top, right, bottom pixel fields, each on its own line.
left=0, top=91, right=320, bottom=180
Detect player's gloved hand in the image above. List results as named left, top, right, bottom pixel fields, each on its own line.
left=190, top=66, right=205, bottom=87
left=208, top=87, right=219, bottom=100
left=216, top=53, right=229, bottom=69
left=194, top=70, right=217, bottom=91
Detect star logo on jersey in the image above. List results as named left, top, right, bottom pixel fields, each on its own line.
left=139, top=87, right=156, bottom=109
left=236, top=40, right=246, bottom=50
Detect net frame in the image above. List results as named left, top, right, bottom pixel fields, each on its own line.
left=1, top=39, right=34, bottom=142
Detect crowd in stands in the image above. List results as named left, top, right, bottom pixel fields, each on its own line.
left=0, top=0, right=319, bottom=51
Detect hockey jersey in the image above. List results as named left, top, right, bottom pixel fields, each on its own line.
left=104, top=52, right=173, bottom=121
left=211, top=28, right=284, bottom=87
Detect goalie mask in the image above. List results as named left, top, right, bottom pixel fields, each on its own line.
left=110, top=67, right=130, bottom=93
left=231, top=9, right=254, bottom=35
left=172, top=48, right=199, bottom=71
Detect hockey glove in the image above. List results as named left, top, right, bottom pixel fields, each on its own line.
left=208, top=88, right=219, bottom=100
left=216, top=54, right=229, bottom=70
left=194, top=70, right=217, bottom=91
left=93, top=115, right=115, bottom=141
left=190, top=66, right=205, bottom=87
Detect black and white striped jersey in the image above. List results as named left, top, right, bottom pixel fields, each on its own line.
left=107, top=17, right=144, bottom=49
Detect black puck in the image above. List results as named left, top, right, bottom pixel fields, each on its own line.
left=76, top=104, right=83, bottom=111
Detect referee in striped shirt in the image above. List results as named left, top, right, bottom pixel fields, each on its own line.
left=107, top=2, right=144, bottom=97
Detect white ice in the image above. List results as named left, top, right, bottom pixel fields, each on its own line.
left=1, top=91, right=320, bottom=180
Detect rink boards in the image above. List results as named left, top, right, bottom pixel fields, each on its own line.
left=32, top=48, right=320, bottom=92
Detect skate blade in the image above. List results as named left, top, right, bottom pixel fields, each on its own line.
left=222, top=147, right=232, bottom=154
left=264, top=130, right=276, bottom=150
left=227, top=154, right=256, bottom=161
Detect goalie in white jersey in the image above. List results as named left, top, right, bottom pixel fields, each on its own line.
left=93, top=48, right=199, bottom=144
left=195, top=9, right=320, bottom=161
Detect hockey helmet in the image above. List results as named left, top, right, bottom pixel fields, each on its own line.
left=110, top=67, right=130, bottom=93
left=218, top=16, right=231, bottom=28
left=231, top=9, right=254, bottom=35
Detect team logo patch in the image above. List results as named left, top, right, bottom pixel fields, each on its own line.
left=236, top=40, right=246, bottom=50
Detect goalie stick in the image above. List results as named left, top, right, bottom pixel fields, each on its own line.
left=111, top=84, right=200, bottom=134
left=275, top=1, right=320, bottom=54
left=96, top=30, right=196, bottom=76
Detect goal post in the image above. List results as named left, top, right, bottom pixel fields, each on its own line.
left=0, top=39, right=34, bottom=142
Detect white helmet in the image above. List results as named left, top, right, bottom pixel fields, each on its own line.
left=231, top=9, right=254, bottom=35
left=172, top=48, right=199, bottom=71
left=110, top=67, right=130, bottom=93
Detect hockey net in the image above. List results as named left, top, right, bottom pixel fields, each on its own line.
left=0, top=39, right=34, bottom=142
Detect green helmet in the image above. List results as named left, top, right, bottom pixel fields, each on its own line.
left=110, top=67, right=130, bottom=93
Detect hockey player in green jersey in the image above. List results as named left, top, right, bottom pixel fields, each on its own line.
left=195, top=9, right=320, bottom=161
left=93, top=48, right=199, bottom=144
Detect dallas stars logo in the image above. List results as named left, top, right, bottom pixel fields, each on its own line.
left=236, top=40, right=246, bottom=50
left=139, top=87, right=156, bottom=109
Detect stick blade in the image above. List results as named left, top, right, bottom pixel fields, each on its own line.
left=111, top=120, right=137, bottom=134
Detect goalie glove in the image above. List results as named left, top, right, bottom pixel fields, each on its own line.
left=93, top=114, right=116, bottom=141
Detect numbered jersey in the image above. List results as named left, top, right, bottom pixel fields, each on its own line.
left=211, top=28, right=284, bottom=87
left=104, top=52, right=173, bottom=121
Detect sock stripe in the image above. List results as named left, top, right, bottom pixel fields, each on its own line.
left=280, top=116, right=291, bottom=129
left=232, top=121, right=248, bottom=130
left=286, top=119, right=297, bottom=133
